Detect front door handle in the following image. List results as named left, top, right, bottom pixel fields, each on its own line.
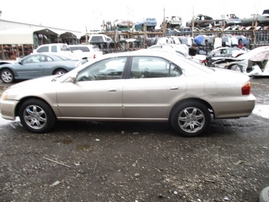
left=108, top=88, right=117, bottom=92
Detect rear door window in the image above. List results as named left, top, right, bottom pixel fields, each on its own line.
left=130, top=56, right=182, bottom=79
left=51, top=46, right=57, bottom=52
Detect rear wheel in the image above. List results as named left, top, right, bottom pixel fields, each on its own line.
left=1, top=69, right=14, bottom=83
left=230, top=64, right=243, bottom=72
left=19, top=99, right=56, bottom=133
left=170, top=101, right=211, bottom=137
left=54, top=69, right=67, bottom=75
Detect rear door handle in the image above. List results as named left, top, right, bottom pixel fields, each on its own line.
left=170, top=86, right=179, bottom=90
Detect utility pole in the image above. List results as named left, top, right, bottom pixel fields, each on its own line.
left=143, top=23, right=147, bottom=49
left=192, top=5, right=194, bottom=38
left=85, top=26, right=88, bottom=44
left=162, top=7, right=166, bottom=37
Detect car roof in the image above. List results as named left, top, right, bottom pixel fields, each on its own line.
left=69, top=44, right=94, bottom=47
left=28, top=52, right=79, bottom=60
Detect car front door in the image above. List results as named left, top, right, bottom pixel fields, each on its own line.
left=122, top=56, right=187, bottom=119
left=56, top=57, right=127, bottom=118
left=15, top=55, right=44, bottom=79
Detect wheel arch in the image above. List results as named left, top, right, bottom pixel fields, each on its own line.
left=1, top=67, right=16, bottom=76
left=52, top=67, right=68, bottom=75
left=169, top=98, right=214, bottom=121
left=227, top=64, right=243, bottom=72
left=15, top=96, right=57, bottom=119
left=0, top=67, right=17, bottom=83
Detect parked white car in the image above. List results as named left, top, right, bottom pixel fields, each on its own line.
left=147, top=44, right=206, bottom=65
left=211, top=46, right=269, bottom=76
left=32, top=43, right=81, bottom=59
left=33, top=43, right=72, bottom=54
left=69, top=44, right=103, bottom=61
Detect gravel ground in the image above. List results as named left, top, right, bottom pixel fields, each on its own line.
left=0, top=78, right=269, bottom=202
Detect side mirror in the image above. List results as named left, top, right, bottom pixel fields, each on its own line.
left=71, top=72, right=78, bottom=82
left=65, top=72, right=77, bottom=83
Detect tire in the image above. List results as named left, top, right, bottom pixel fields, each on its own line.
left=170, top=101, right=211, bottom=137
left=79, top=76, right=90, bottom=81
left=19, top=99, right=56, bottom=133
left=54, top=69, right=67, bottom=75
left=1, top=69, right=14, bottom=83
left=260, top=186, right=269, bottom=202
left=230, top=64, right=243, bottom=72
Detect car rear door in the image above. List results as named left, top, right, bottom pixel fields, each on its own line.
left=16, top=55, right=44, bottom=79
left=122, top=56, right=187, bottom=119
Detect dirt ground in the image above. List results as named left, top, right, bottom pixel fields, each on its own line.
left=0, top=78, right=269, bottom=202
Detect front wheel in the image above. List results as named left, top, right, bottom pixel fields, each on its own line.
left=1, top=69, right=14, bottom=83
left=170, top=101, right=211, bottom=137
left=19, top=99, right=56, bottom=133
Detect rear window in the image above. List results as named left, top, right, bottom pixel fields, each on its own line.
left=50, top=54, right=77, bottom=61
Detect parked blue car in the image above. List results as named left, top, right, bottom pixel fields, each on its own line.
left=0, top=53, right=86, bottom=83
left=134, top=18, right=157, bottom=31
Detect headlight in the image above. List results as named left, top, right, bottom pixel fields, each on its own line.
left=1, top=92, right=8, bottom=100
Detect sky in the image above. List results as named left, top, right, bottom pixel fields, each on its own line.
left=0, top=0, right=268, bottom=33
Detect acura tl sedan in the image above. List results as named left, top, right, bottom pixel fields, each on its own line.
left=0, top=51, right=256, bottom=137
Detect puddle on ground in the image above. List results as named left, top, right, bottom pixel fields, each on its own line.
left=255, top=96, right=269, bottom=105
left=76, top=144, right=94, bottom=152
left=252, top=104, right=269, bottom=119
left=0, top=116, right=20, bottom=126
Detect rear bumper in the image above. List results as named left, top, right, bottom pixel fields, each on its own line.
left=210, top=94, right=256, bottom=118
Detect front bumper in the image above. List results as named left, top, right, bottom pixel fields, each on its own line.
left=0, top=99, right=19, bottom=120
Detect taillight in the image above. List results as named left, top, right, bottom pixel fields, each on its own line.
left=235, top=53, right=244, bottom=58
left=241, top=83, right=251, bottom=95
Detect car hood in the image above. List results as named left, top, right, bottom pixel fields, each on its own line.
left=8, top=75, right=59, bottom=89
left=237, top=46, right=269, bottom=61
